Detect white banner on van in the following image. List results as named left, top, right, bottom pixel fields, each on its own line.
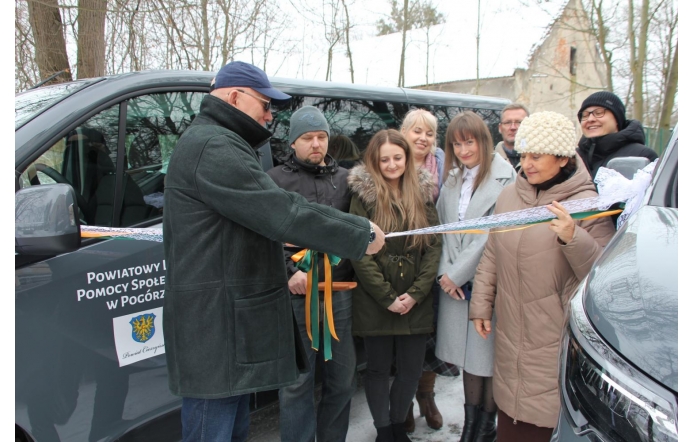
left=112, top=306, right=165, bottom=367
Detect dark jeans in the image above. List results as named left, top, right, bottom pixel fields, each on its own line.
left=181, top=394, right=250, bottom=442
left=279, top=291, right=356, bottom=442
left=363, top=334, right=427, bottom=428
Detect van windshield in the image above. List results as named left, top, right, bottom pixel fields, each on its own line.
left=15, top=80, right=95, bottom=130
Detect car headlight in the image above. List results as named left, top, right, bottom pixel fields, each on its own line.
left=559, top=281, right=678, bottom=441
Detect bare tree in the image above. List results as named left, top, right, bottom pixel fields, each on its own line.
left=587, top=0, right=614, bottom=92
left=398, top=0, right=408, bottom=87
left=628, top=0, right=649, bottom=121
left=658, top=41, right=677, bottom=130
left=26, top=0, right=73, bottom=84
left=76, top=0, right=107, bottom=78
left=340, top=0, right=355, bottom=83
left=321, top=0, right=344, bottom=81
left=420, top=1, right=444, bottom=86
left=582, top=0, right=676, bottom=129
left=16, top=0, right=40, bottom=91
left=376, top=0, right=444, bottom=87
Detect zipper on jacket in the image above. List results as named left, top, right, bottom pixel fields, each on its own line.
left=514, top=219, right=527, bottom=424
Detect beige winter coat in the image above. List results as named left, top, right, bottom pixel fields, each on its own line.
left=469, top=159, right=615, bottom=428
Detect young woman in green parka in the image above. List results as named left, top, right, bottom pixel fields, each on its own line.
left=348, top=129, right=442, bottom=442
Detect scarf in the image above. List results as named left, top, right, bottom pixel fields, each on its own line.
left=421, top=152, right=439, bottom=201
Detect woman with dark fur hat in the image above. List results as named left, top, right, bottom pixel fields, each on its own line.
left=576, top=91, right=658, bottom=179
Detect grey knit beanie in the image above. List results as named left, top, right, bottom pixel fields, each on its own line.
left=289, top=106, right=330, bottom=145
left=577, top=91, right=627, bottom=130
left=514, top=111, right=577, bottom=157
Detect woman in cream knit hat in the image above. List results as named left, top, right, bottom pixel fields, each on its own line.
left=468, top=112, right=615, bottom=441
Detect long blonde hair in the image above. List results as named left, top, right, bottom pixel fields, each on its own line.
left=443, top=111, right=494, bottom=191
left=363, top=129, right=434, bottom=251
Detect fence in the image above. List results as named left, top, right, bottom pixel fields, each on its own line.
left=643, top=127, right=674, bottom=156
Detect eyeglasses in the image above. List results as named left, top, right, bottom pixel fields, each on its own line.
left=235, top=89, right=272, bottom=111
left=580, top=108, right=606, bottom=121
left=500, top=120, right=523, bottom=127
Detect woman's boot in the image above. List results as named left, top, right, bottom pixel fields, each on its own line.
left=473, top=410, right=497, bottom=442
left=391, top=422, right=413, bottom=442
left=375, top=425, right=394, bottom=442
left=415, top=371, right=443, bottom=430
left=404, top=402, right=415, bottom=433
left=459, top=404, right=480, bottom=442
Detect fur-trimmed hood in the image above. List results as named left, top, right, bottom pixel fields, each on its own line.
left=347, top=164, right=436, bottom=206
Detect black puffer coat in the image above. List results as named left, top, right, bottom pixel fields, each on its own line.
left=267, top=153, right=354, bottom=282
left=577, top=119, right=658, bottom=179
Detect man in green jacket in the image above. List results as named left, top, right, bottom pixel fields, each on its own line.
left=163, top=61, right=385, bottom=442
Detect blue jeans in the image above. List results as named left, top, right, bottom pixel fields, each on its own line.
left=181, top=394, right=250, bottom=442
left=279, top=291, right=357, bottom=442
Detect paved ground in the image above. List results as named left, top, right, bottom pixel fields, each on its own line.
left=248, top=373, right=467, bottom=442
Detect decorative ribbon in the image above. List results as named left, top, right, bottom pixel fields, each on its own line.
left=291, top=249, right=342, bottom=361
left=80, top=164, right=653, bottom=242
left=385, top=163, right=655, bottom=238
left=442, top=209, right=624, bottom=235
left=81, top=225, right=164, bottom=242
left=80, top=208, right=623, bottom=240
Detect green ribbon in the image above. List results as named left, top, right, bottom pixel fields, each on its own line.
left=295, top=250, right=342, bottom=361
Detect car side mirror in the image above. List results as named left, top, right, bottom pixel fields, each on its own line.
left=16, top=184, right=81, bottom=255
left=606, top=156, right=651, bottom=179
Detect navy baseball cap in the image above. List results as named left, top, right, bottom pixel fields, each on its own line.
left=211, top=61, right=291, bottom=104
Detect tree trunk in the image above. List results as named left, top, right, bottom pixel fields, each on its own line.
left=591, top=0, right=613, bottom=92
left=326, top=47, right=333, bottom=81
left=658, top=41, right=677, bottom=131
left=341, top=0, right=354, bottom=83
left=425, top=28, right=430, bottom=86
left=629, top=0, right=649, bottom=121
left=77, top=0, right=107, bottom=78
left=200, top=0, right=211, bottom=70
left=27, top=0, right=72, bottom=84
left=398, top=0, right=408, bottom=87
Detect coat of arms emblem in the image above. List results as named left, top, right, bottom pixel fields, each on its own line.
left=130, top=313, right=156, bottom=343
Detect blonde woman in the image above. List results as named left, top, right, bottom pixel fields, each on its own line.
left=434, top=111, right=516, bottom=442
left=348, top=129, right=442, bottom=442
left=399, top=108, right=454, bottom=431
left=400, top=109, right=445, bottom=200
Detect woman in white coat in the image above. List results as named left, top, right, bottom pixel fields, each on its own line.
left=434, top=111, right=516, bottom=442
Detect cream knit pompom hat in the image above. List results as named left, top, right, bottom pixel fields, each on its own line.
left=514, top=111, right=577, bottom=157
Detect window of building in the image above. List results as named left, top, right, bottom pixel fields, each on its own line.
left=570, top=46, right=578, bottom=76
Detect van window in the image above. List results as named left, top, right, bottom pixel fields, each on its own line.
left=267, top=98, right=502, bottom=163
left=268, top=97, right=396, bottom=161
left=19, top=105, right=121, bottom=226
left=124, top=91, right=204, bottom=224
left=18, top=91, right=204, bottom=227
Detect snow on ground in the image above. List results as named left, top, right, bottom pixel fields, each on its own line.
left=249, top=373, right=468, bottom=442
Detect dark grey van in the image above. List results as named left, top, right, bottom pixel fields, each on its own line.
left=15, top=71, right=509, bottom=442
left=553, top=127, right=678, bottom=441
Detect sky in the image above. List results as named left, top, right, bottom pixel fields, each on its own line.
left=240, top=0, right=567, bottom=87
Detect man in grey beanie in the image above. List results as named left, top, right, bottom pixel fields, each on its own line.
left=267, top=106, right=357, bottom=442
left=576, top=91, right=658, bottom=179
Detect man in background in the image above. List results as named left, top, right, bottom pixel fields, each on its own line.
left=495, top=103, right=530, bottom=170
